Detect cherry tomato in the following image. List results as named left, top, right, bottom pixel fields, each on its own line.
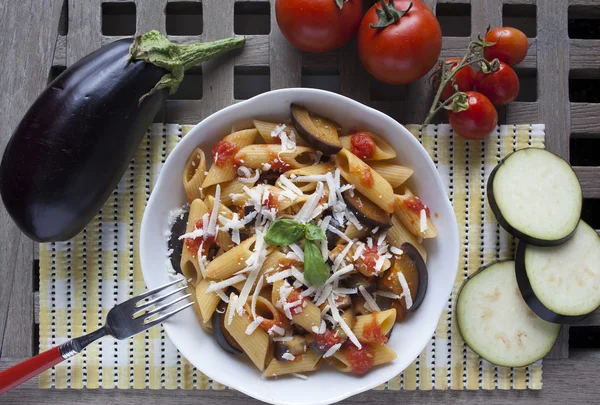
left=475, top=61, right=520, bottom=106
left=275, top=0, right=363, bottom=53
left=433, top=58, right=476, bottom=101
left=447, top=91, right=498, bottom=140
left=358, top=0, right=442, bottom=84
left=484, top=27, right=529, bottom=67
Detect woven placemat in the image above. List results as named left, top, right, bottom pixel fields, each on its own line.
left=39, top=123, right=545, bottom=390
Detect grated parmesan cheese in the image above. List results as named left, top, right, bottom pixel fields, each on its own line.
left=207, top=274, right=247, bottom=292
left=266, top=269, right=293, bottom=283
left=328, top=295, right=361, bottom=349
left=245, top=316, right=265, bottom=335
left=419, top=209, right=428, bottom=234
left=397, top=272, right=413, bottom=309
left=359, top=285, right=381, bottom=312
left=323, top=343, right=342, bottom=358
left=390, top=246, right=404, bottom=256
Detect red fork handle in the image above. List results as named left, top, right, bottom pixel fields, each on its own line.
left=0, top=346, right=64, bottom=394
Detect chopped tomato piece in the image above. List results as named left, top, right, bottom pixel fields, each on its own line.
left=361, top=245, right=379, bottom=273
left=263, top=191, right=278, bottom=211
left=212, top=140, right=238, bottom=167
left=286, top=288, right=305, bottom=316
left=362, top=313, right=387, bottom=345
left=184, top=220, right=212, bottom=257
left=360, top=167, right=374, bottom=187
left=344, top=342, right=375, bottom=374
left=404, top=195, right=430, bottom=216
left=350, top=132, right=377, bottom=159
left=269, top=158, right=291, bottom=173
left=313, top=329, right=342, bottom=353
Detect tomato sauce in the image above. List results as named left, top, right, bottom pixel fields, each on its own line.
left=286, top=289, right=305, bottom=316
left=269, top=157, right=291, bottom=173
left=361, top=245, right=379, bottom=274
left=350, top=132, right=377, bottom=159
left=184, top=219, right=211, bottom=257
left=313, top=329, right=342, bottom=353
left=212, top=140, right=238, bottom=167
left=360, top=167, right=374, bottom=187
left=344, top=342, right=375, bottom=374
left=259, top=317, right=287, bottom=332
left=404, top=195, right=430, bottom=216
left=363, top=313, right=388, bottom=345
left=263, top=191, right=278, bottom=211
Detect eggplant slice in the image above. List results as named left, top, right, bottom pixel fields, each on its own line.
left=400, top=243, right=428, bottom=312
left=212, top=303, right=243, bottom=355
left=342, top=189, right=391, bottom=229
left=167, top=210, right=189, bottom=274
left=290, top=104, right=342, bottom=155
left=457, top=261, right=560, bottom=367
left=487, top=148, right=582, bottom=246
left=515, top=220, right=600, bottom=324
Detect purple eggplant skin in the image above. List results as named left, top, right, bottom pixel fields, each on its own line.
left=515, top=241, right=588, bottom=324
left=0, top=39, right=168, bottom=242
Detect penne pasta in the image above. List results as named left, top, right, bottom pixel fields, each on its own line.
left=202, top=128, right=258, bottom=188
left=281, top=162, right=336, bottom=192
left=339, top=132, right=397, bottom=160
left=394, top=186, right=437, bottom=239
left=195, top=278, right=221, bottom=323
left=180, top=198, right=210, bottom=285
left=205, top=236, right=256, bottom=279
left=370, top=162, right=413, bottom=189
left=343, top=223, right=369, bottom=241
left=330, top=343, right=397, bottom=373
left=272, top=280, right=321, bottom=332
left=204, top=178, right=257, bottom=206
left=253, top=120, right=309, bottom=146
left=182, top=147, right=207, bottom=202
left=263, top=349, right=321, bottom=377
left=235, top=144, right=316, bottom=172
left=225, top=294, right=270, bottom=371
left=352, top=309, right=396, bottom=344
left=335, top=148, right=395, bottom=213
left=388, top=215, right=427, bottom=262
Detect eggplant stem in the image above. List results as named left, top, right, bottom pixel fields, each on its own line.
left=130, top=31, right=245, bottom=102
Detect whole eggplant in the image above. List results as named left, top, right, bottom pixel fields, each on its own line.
left=0, top=31, right=244, bottom=242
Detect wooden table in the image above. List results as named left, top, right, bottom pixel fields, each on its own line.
left=1, top=0, right=599, bottom=403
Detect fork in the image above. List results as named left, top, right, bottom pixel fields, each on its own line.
left=0, top=277, right=193, bottom=394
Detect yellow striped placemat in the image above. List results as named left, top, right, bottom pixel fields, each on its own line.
left=39, top=123, right=545, bottom=390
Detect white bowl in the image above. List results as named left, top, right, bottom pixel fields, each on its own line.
left=140, top=88, right=459, bottom=405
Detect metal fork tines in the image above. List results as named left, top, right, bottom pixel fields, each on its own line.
left=59, top=277, right=193, bottom=358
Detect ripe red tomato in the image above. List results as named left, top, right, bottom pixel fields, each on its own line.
left=358, top=0, right=442, bottom=84
left=475, top=61, right=520, bottom=106
left=275, top=0, right=363, bottom=53
left=484, top=27, right=529, bottom=66
left=447, top=91, right=498, bottom=140
left=433, top=58, right=476, bottom=101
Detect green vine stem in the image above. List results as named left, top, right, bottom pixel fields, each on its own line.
left=370, top=0, right=413, bottom=29
left=423, top=32, right=498, bottom=126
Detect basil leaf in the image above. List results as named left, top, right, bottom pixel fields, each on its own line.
left=264, top=219, right=305, bottom=246
left=303, top=239, right=329, bottom=286
left=305, top=223, right=326, bottom=241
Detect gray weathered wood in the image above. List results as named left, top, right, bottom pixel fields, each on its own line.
left=0, top=0, right=63, bottom=358
left=575, top=167, right=600, bottom=198
left=67, top=0, right=102, bottom=66
left=537, top=1, right=570, bottom=158
left=571, top=103, right=600, bottom=135
left=547, top=326, right=570, bottom=359
left=135, top=0, right=167, bottom=34
left=269, top=0, right=301, bottom=90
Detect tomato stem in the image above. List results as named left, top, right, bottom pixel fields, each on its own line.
left=423, top=36, right=497, bottom=127
left=370, top=0, right=413, bottom=29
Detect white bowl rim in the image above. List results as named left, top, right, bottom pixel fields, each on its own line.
left=140, top=87, right=459, bottom=405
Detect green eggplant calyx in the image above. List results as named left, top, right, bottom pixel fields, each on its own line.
left=129, top=30, right=246, bottom=103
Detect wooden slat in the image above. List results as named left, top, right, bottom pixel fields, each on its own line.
left=403, top=0, right=437, bottom=124
left=269, top=0, right=301, bottom=89
left=2, top=350, right=600, bottom=403
left=575, top=167, right=600, bottom=198
left=576, top=309, right=600, bottom=326
left=537, top=2, right=570, bottom=158
left=67, top=0, right=102, bottom=65
left=570, top=39, right=600, bottom=71
left=505, top=101, right=538, bottom=123
left=0, top=0, right=63, bottom=358
left=135, top=0, right=167, bottom=34
left=547, top=326, right=570, bottom=359
left=571, top=103, right=600, bottom=135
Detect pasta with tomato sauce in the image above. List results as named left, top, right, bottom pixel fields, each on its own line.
left=170, top=105, right=436, bottom=378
